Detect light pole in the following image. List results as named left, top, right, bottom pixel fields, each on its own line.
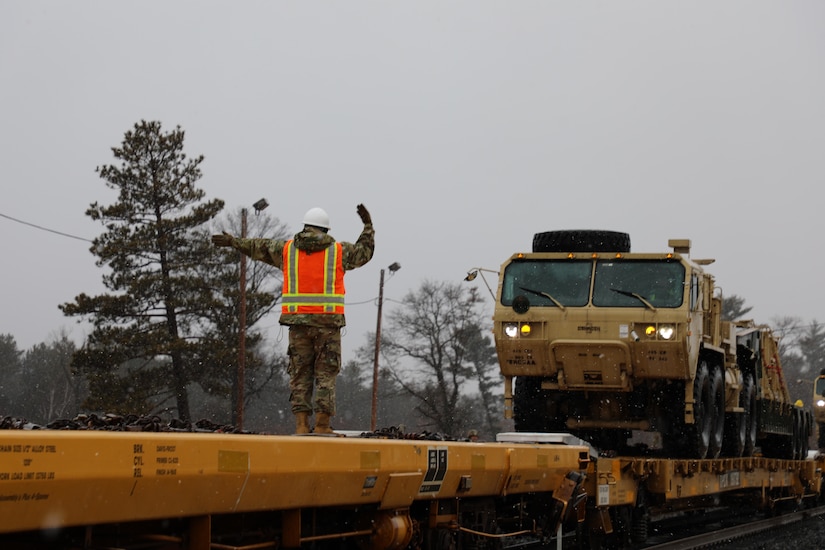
left=371, top=262, right=401, bottom=431
left=237, top=198, right=269, bottom=430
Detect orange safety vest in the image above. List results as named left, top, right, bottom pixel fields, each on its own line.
left=281, top=241, right=345, bottom=314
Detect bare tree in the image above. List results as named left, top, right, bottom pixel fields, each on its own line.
left=382, top=280, right=496, bottom=436
left=798, top=320, right=825, bottom=377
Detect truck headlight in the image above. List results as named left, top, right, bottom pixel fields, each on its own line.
left=504, top=323, right=532, bottom=338
left=640, top=324, right=676, bottom=340
left=658, top=324, right=675, bottom=340
left=817, top=399, right=825, bottom=408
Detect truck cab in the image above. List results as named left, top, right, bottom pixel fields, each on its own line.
left=493, top=231, right=735, bottom=458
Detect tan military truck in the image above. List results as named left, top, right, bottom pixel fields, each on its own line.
left=492, top=230, right=809, bottom=459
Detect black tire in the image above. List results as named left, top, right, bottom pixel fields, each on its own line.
left=791, top=411, right=801, bottom=460
left=800, top=413, right=810, bottom=459
left=818, top=422, right=825, bottom=451
left=532, top=230, right=631, bottom=253
left=708, top=366, right=725, bottom=459
left=685, top=361, right=712, bottom=459
left=792, top=409, right=809, bottom=460
left=722, top=381, right=746, bottom=457
left=742, top=373, right=758, bottom=457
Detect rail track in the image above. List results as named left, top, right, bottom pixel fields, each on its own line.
left=639, top=503, right=825, bottom=550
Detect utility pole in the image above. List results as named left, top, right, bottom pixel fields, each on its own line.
left=370, top=262, right=400, bottom=432
left=237, top=207, right=248, bottom=430
left=370, top=268, right=385, bottom=432
left=236, top=198, right=268, bottom=431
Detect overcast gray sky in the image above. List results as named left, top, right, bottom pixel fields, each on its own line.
left=2, top=1, right=824, bottom=360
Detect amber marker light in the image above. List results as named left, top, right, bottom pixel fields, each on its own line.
left=644, top=325, right=657, bottom=337
left=520, top=324, right=531, bottom=336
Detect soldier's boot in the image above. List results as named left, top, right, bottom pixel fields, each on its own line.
left=314, top=412, right=335, bottom=434
left=294, top=412, right=311, bottom=435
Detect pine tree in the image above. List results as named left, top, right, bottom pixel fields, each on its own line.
left=61, top=120, right=224, bottom=421
left=799, top=321, right=825, bottom=377
left=0, top=334, right=23, bottom=415
left=721, top=294, right=753, bottom=321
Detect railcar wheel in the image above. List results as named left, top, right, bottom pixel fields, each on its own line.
left=631, top=490, right=650, bottom=544
left=686, top=361, right=712, bottom=459
left=426, top=528, right=456, bottom=550
left=708, top=366, right=725, bottom=459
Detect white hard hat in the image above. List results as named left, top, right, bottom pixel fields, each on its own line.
left=302, top=207, right=330, bottom=229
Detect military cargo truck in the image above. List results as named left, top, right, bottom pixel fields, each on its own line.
left=491, top=230, right=809, bottom=459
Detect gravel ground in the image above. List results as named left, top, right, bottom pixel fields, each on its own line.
left=714, top=512, right=825, bottom=549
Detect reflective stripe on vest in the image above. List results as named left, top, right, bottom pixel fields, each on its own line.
left=282, top=241, right=345, bottom=314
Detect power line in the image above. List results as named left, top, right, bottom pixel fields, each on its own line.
left=0, top=211, right=92, bottom=243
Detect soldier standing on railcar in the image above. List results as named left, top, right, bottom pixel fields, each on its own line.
left=213, top=204, right=374, bottom=434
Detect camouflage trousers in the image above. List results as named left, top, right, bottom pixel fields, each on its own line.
left=287, top=325, right=342, bottom=416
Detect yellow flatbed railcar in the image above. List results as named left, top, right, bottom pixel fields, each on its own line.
left=0, top=430, right=590, bottom=549
left=1, top=428, right=823, bottom=549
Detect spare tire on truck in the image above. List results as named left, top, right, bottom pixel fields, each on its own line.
left=532, top=230, right=631, bottom=253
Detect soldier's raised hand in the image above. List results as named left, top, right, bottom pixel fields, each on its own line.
left=357, top=204, right=372, bottom=225
left=211, top=231, right=235, bottom=247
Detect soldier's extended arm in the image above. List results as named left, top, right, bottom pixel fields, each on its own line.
left=343, top=205, right=375, bottom=269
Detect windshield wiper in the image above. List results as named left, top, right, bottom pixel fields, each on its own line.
left=519, top=286, right=567, bottom=311
left=610, top=288, right=657, bottom=311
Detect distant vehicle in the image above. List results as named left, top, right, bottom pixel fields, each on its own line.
left=812, top=370, right=825, bottom=449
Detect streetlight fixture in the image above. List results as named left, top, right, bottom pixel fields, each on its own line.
left=371, top=262, right=401, bottom=431
left=237, top=198, right=269, bottom=430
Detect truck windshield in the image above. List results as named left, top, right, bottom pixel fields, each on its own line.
left=501, top=260, right=591, bottom=307
left=592, top=259, right=685, bottom=308
left=815, top=376, right=825, bottom=397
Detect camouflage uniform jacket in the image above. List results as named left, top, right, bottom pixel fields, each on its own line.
left=230, top=223, right=374, bottom=328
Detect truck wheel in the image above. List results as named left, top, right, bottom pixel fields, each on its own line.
left=791, top=411, right=801, bottom=460
left=532, top=230, right=631, bottom=253
left=819, top=422, right=825, bottom=451
left=708, top=366, right=725, bottom=459
left=686, top=361, right=712, bottom=459
left=800, top=413, right=810, bottom=459
left=722, top=380, right=746, bottom=457
left=742, top=373, right=758, bottom=457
